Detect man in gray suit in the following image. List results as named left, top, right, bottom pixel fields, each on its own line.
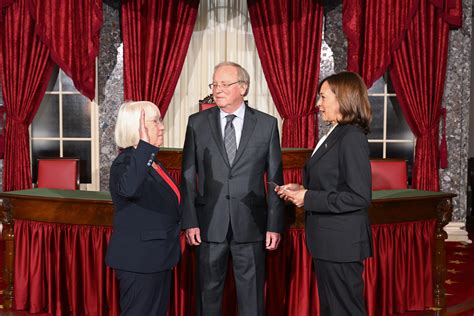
left=181, top=62, right=285, bottom=316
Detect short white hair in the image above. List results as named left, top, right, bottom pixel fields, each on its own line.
left=214, top=61, right=250, bottom=96
left=114, top=101, right=159, bottom=148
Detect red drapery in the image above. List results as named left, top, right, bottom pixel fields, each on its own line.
left=247, top=0, right=323, bottom=154
left=283, top=169, right=303, bottom=186
left=13, top=219, right=435, bottom=316
left=342, top=0, right=419, bottom=89
left=343, top=0, right=462, bottom=191
left=13, top=220, right=119, bottom=315
left=363, top=221, right=436, bottom=315
left=122, top=0, right=199, bottom=116
left=389, top=0, right=461, bottom=191
left=26, top=0, right=103, bottom=100
left=0, top=0, right=14, bottom=9
left=0, top=0, right=55, bottom=191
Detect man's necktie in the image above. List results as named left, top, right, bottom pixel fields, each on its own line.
left=224, top=114, right=237, bottom=166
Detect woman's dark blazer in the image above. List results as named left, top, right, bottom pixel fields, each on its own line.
left=106, top=140, right=181, bottom=273
left=303, top=124, right=373, bottom=263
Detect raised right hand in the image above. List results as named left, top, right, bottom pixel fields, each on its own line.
left=139, top=109, right=150, bottom=143
left=185, top=227, right=202, bottom=246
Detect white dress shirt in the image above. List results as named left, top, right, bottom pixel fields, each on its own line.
left=311, top=123, right=338, bottom=157
left=220, top=103, right=245, bottom=149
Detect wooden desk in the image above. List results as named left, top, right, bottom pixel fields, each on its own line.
left=0, top=188, right=455, bottom=314
left=156, top=147, right=312, bottom=171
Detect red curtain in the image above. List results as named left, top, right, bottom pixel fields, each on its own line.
left=14, top=220, right=120, bottom=315
left=0, top=0, right=14, bottom=9
left=342, top=0, right=419, bottom=89
left=389, top=0, right=461, bottom=191
left=13, top=220, right=435, bottom=316
left=0, top=0, right=54, bottom=191
left=343, top=0, right=461, bottom=90
left=247, top=0, right=323, bottom=151
left=26, top=0, right=103, bottom=100
left=363, top=220, right=436, bottom=316
left=342, top=0, right=462, bottom=191
left=283, top=169, right=303, bottom=186
left=122, top=0, right=199, bottom=116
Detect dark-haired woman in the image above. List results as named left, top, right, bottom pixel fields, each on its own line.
left=277, top=72, right=373, bottom=315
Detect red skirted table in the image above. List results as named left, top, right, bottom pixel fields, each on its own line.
left=0, top=188, right=454, bottom=316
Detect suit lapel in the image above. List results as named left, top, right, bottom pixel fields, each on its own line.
left=305, top=124, right=346, bottom=169
left=207, top=108, right=231, bottom=168
left=232, top=106, right=257, bottom=166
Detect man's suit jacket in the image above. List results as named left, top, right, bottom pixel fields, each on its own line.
left=106, top=140, right=181, bottom=273
left=303, top=124, right=373, bottom=262
left=180, top=105, right=285, bottom=243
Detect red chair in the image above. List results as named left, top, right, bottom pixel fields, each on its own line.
left=198, top=94, right=250, bottom=112
left=370, top=159, right=408, bottom=191
left=199, top=94, right=216, bottom=111
left=37, top=158, right=80, bottom=190
left=199, top=103, right=216, bottom=111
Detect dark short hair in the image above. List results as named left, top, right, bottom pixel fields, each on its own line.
left=319, top=71, right=372, bottom=134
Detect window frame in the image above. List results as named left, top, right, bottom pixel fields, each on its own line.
left=367, top=75, right=415, bottom=184
left=29, top=66, right=100, bottom=191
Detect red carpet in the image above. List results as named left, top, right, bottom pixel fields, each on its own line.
left=399, top=234, right=474, bottom=316
left=442, top=240, right=474, bottom=315
left=0, top=236, right=4, bottom=295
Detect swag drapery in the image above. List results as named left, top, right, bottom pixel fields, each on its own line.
left=122, top=0, right=199, bottom=116
left=13, top=219, right=436, bottom=316
left=0, top=0, right=102, bottom=191
left=26, top=0, right=103, bottom=100
left=343, top=0, right=462, bottom=191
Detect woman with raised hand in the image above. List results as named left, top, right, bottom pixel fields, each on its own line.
left=106, top=101, right=181, bottom=315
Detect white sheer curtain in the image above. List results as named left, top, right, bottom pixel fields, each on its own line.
left=163, top=0, right=281, bottom=148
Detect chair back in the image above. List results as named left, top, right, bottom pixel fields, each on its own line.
left=199, top=94, right=216, bottom=111
left=37, top=158, right=80, bottom=190
left=198, top=94, right=249, bottom=112
left=199, top=103, right=216, bottom=111
left=370, top=159, right=408, bottom=191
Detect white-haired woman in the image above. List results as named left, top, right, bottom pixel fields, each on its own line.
left=106, top=101, right=181, bottom=315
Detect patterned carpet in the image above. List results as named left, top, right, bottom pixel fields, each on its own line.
left=442, top=239, right=474, bottom=315
left=400, top=228, right=474, bottom=316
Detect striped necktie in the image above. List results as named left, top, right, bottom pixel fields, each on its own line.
left=224, top=114, right=237, bottom=166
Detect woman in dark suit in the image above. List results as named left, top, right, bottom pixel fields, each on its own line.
left=106, top=101, right=181, bottom=315
left=277, top=72, right=373, bottom=315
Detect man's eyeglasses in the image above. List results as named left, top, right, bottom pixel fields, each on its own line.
left=208, top=81, right=243, bottom=90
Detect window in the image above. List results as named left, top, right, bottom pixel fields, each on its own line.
left=30, top=67, right=99, bottom=190
left=367, top=73, right=415, bottom=184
